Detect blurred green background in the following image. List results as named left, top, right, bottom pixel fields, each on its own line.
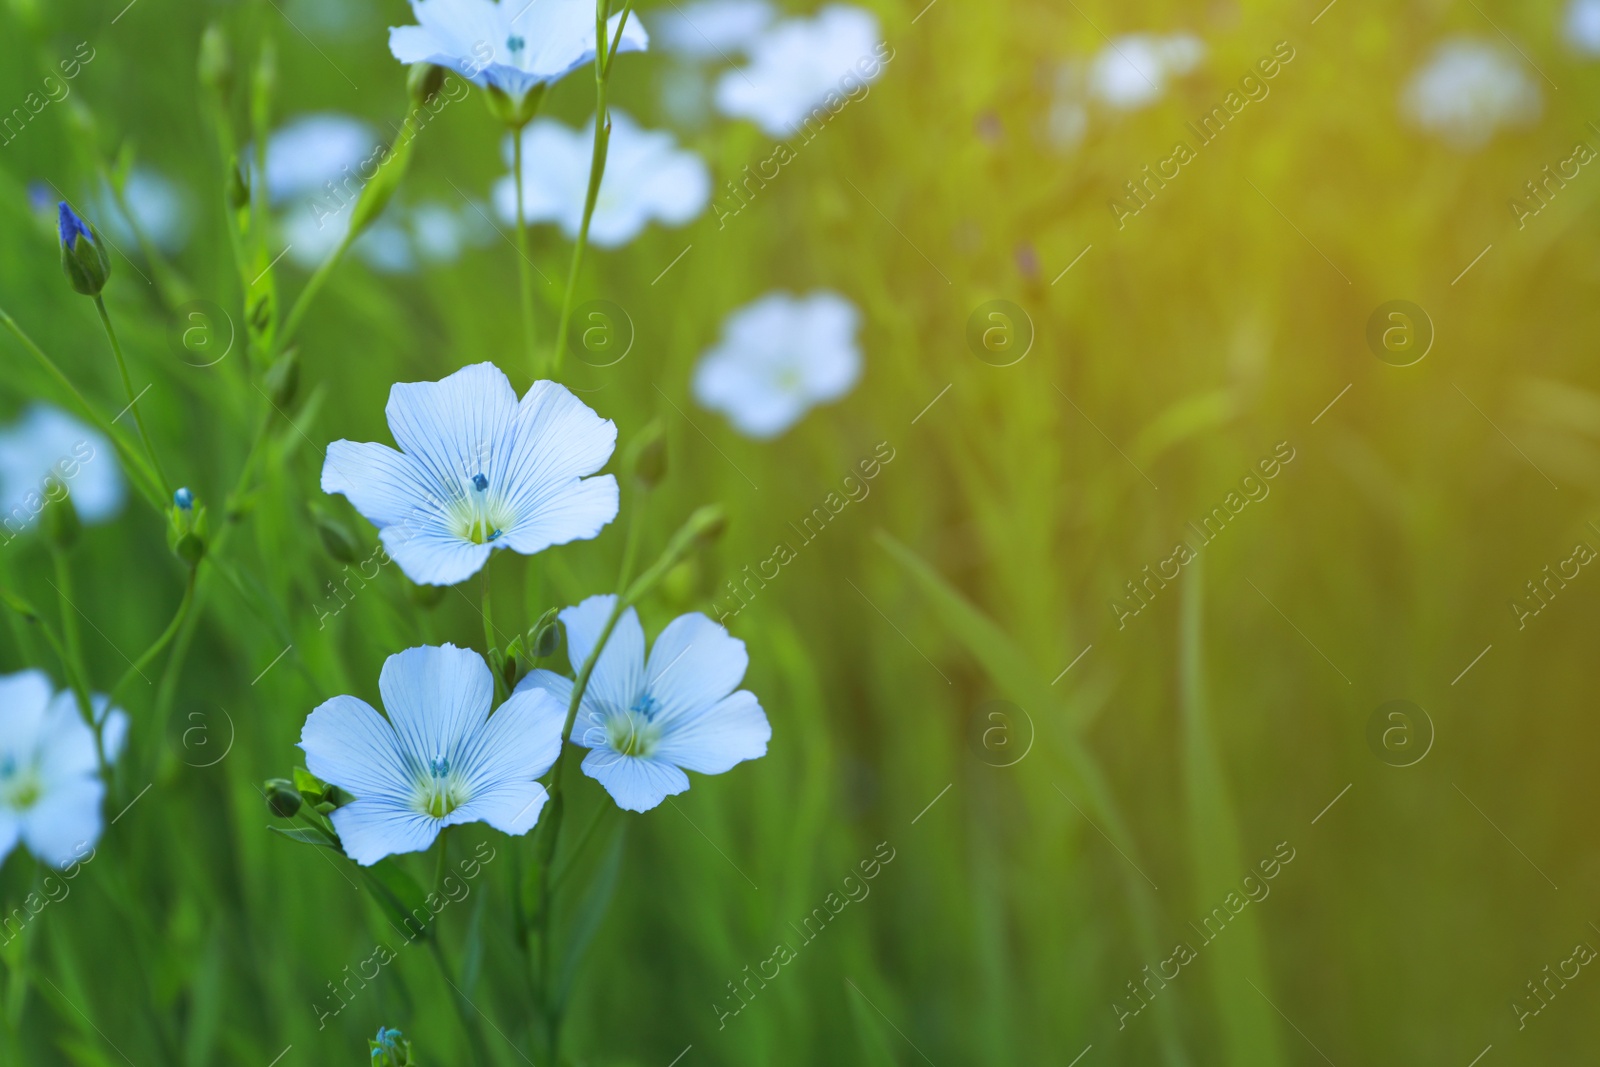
left=2, top=0, right=1598, bottom=1063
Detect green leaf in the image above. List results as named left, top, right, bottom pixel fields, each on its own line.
left=267, top=825, right=339, bottom=849
left=553, top=823, right=625, bottom=1012
left=874, top=529, right=1048, bottom=708
left=1179, top=558, right=1288, bottom=1067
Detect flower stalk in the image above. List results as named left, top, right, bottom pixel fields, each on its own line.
left=551, top=0, right=636, bottom=377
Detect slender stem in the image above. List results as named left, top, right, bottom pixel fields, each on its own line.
left=277, top=232, right=354, bottom=353
left=92, top=296, right=170, bottom=497
left=552, top=3, right=632, bottom=378
left=106, top=565, right=198, bottom=711
left=513, top=127, right=538, bottom=374
left=549, top=802, right=613, bottom=895
left=49, top=548, right=87, bottom=709
left=0, top=306, right=163, bottom=509
left=482, top=567, right=497, bottom=658
left=424, top=936, right=498, bottom=1067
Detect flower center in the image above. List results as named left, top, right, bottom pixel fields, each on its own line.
left=452, top=472, right=512, bottom=546
left=506, top=35, right=525, bottom=55
left=416, top=753, right=465, bottom=819
left=0, top=757, right=42, bottom=812
left=605, top=707, right=661, bottom=758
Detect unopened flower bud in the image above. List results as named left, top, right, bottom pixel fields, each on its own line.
left=264, top=777, right=302, bottom=818
left=167, top=498, right=208, bottom=566
left=198, top=23, right=233, bottom=100
left=265, top=345, right=299, bottom=407
left=226, top=156, right=250, bottom=212
left=688, top=504, right=727, bottom=547
left=626, top=421, right=667, bottom=489
left=58, top=202, right=110, bottom=296
left=313, top=508, right=361, bottom=564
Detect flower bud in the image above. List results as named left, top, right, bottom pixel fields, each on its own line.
left=312, top=507, right=361, bottom=565
left=198, top=23, right=233, bottom=100
left=264, top=778, right=302, bottom=818
left=406, top=62, right=446, bottom=107
left=625, top=420, right=667, bottom=490
left=167, top=497, right=208, bottom=566
left=57, top=202, right=110, bottom=296
left=265, top=344, right=299, bottom=407
left=226, top=155, right=250, bottom=212
left=688, top=504, right=727, bottom=547
left=534, top=620, right=560, bottom=658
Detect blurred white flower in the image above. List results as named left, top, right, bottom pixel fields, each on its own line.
left=97, top=167, right=191, bottom=253
left=281, top=208, right=416, bottom=274
left=650, top=0, right=774, bottom=61
left=493, top=111, right=709, bottom=248
left=0, top=671, right=110, bottom=869
left=1086, top=33, right=1205, bottom=111
left=0, top=404, right=124, bottom=532
left=1567, top=0, right=1600, bottom=54
left=714, top=5, right=887, bottom=137
left=263, top=113, right=380, bottom=206
left=1401, top=38, right=1541, bottom=149
left=409, top=201, right=470, bottom=263
left=693, top=291, right=861, bottom=439
left=390, top=0, right=647, bottom=108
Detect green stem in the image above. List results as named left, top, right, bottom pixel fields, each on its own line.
left=92, top=296, right=170, bottom=498
left=106, top=565, right=197, bottom=711
left=514, top=127, right=537, bottom=374
left=0, top=306, right=163, bottom=510
left=424, top=936, right=499, bottom=1067
left=277, top=231, right=353, bottom=353
left=551, top=1, right=633, bottom=378
left=48, top=548, right=87, bottom=713
left=549, top=802, right=613, bottom=895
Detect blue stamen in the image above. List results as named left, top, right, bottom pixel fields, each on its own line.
left=429, top=756, right=449, bottom=777
left=506, top=34, right=525, bottom=53
left=472, top=473, right=488, bottom=492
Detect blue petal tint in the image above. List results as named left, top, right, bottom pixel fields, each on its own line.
left=57, top=201, right=91, bottom=248
left=321, top=363, right=619, bottom=586
left=515, top=595, right=770, bottom=812
left=299, top=644, right=565, bottom=865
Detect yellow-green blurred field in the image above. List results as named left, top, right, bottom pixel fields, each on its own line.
left=1, top=0, right=1598, bottom=1064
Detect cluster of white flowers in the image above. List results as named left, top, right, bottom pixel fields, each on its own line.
left=314, top=362, right=771, bottom=859
left=0, top=0, right=883, bottom=877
